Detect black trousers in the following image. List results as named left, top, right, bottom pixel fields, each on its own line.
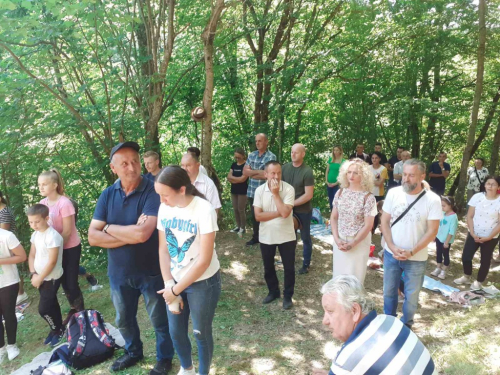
left=249, top=198, right=260, bottom=242
left=260, top=240, right=296, bottom=298
left=0, top=282, right=19, bottom=346
left=462, top=233, right=498, bottom=282
left=62, top=244, right=84, bottom=312
left=39, top=278, right=63, bottom=332
left=435, top=238, right=450, bottom=266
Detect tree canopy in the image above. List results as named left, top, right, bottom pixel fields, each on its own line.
left=1, top=0, right=499, bottom=251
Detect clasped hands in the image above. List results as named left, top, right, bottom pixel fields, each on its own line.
left=471, top=233, right=491, bottom=243
left=391, top=247, right=412, bottom=261
left=157, top=285, right=184, bottom=314
left=335, top=238, right=355, bottom=252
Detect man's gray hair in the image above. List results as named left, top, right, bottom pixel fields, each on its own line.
left=403, top=158, right=426, bottom=174
left=321, top=275, right=375, bottom=315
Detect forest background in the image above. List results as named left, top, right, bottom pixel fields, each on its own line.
left=1, top=0, right=499, bottom=265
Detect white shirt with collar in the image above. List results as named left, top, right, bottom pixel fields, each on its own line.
left=393, top=160, right=404, bottom=181
left=199, top=164, right=208, bottom=176
left=193, top=172, right=221, bottom=209
left=253, top=180, right=295, bottom=245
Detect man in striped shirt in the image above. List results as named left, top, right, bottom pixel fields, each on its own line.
left=313, top=275, right=436, bottom=375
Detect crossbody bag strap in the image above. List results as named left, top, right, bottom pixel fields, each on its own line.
left=474, top=168, right=482, bottom=182
left=391, top=190, right=426, bottom=228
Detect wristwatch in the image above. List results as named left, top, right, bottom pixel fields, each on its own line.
left=103, top=224, right=110, bottom=233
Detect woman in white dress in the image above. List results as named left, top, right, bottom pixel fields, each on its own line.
left=331, top=159, right=377, bottom=284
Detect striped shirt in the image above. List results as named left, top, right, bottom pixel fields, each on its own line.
left=329, top=311, right=436, bottom=375
left=0, top=206, right=17, bottom=235
left=245, top=149, right=277, bottom=198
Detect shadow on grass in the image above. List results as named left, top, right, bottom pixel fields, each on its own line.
left=5, top=224, right=500, bottom=374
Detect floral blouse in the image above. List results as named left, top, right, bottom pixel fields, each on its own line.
left=333, top=188, right=377, bottom=237
left=467, top=167, right=489, bottom=192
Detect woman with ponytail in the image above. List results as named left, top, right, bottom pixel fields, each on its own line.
left=38, top=169, right=84, bottom=324
left=155, top=166, right=221, bottom=375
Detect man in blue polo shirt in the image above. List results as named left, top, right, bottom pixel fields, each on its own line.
left=88, top=142, right=174, bottom=374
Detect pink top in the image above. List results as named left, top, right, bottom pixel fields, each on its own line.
left=40, top=196, right=80, bottom=249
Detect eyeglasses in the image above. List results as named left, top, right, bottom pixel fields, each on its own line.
left=485, top=183, right=499, bottom=187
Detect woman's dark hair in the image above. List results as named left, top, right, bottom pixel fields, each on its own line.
left=371, top=151, right=383, bottom=160
left=0, top=190, right=7, bottom=205
left=234, top=147, right=246, bottom=158
left=441, top=196, right=457, bottom=213
left=483, top=175, right=500, bottom=187
left=156, top=166, right=206, bottom=200
left=475, top=157, right=485, bottom=166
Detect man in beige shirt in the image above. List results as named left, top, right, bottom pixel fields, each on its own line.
left=253, top=161, right=296, bottom=309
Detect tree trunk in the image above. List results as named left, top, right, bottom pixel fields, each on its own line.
left=448, top=86, right=500, bottom=195
left=201, top=0, right=225, bottom=195
left=490, top=116, right=500, bottom=175
left=455, top=0, right=487, bottom=211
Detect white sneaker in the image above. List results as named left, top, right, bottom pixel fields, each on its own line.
left=430, top=267, right=441, bottom=277
left=7, top=344, right=19, bottom=360
left=0, top=346, right=6, bottom=364
left=438, top=270, right=446, bottom=280
left=16, top=292, right=28, bottom=305
left=471, top=281, right=483, bottom=290
left=177, top=367, right=196, bottom=375
left=454, top=275, right=472, bottom=285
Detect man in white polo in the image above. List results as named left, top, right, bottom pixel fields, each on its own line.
left=253, top=161, right=296, bottom=310
left=181, top=153, right=221, bottom=215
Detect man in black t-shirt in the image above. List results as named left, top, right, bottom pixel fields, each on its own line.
left=373, top=142, right=388, bottom=165
left=350, top=143, right=371, bottom=164
left=387, top=146, right=404, bottom=188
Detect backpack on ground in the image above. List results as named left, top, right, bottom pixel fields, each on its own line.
left=51, top=309, right=119, bottom=370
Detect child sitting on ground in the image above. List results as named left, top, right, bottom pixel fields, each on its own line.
left=0, top=228, right=27, bottom=363
left=27, top=204, right=65, bottom=347
left=430, top=196, right=458, bottom=280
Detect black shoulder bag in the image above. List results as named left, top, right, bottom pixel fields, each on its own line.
left=391, top=190, right=427, bottom=228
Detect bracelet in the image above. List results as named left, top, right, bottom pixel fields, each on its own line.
left=171, top=285, right=180, bottom=297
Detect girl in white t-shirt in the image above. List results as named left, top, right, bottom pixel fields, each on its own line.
left=155, top=166, right=221, bottom=375
left=369, top=152, right=388, bottom=202
left=0, top=228, right=27, bottom=363
left=455, top=176, right=500, bottom=290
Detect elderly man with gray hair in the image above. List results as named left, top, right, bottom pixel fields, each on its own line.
left=313, top=275, right=436, bottom=375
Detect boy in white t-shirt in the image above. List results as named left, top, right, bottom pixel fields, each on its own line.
left=27, top=204, right=64, bottom=347
left=0, top=228, right=27, bottom=363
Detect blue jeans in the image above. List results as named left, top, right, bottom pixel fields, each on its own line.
left=295, top=211, right=313, bottom=267
left=110, top=274, right=174, bottom=361
left=383, top=250, right=426, bottom=328
left=327, top=185, right=339, bottom=211
left=168, top=271, right=221, bottom=375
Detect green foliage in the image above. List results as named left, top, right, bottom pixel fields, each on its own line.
left=1, top=0, right=499, bottom=261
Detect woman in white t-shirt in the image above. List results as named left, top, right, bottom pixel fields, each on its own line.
left=369, top=152, right=388, bottom=202
left=155, top=166, right=221, bottom=375
left=455, top=176, right=500, bottom=290
left=0, top=229, right=27, bottom=362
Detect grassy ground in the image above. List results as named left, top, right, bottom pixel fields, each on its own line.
left=2, top=222, right=500, bottom=375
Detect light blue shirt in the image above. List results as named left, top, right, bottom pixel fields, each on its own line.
left=437, top=212, right=458, bottom=243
